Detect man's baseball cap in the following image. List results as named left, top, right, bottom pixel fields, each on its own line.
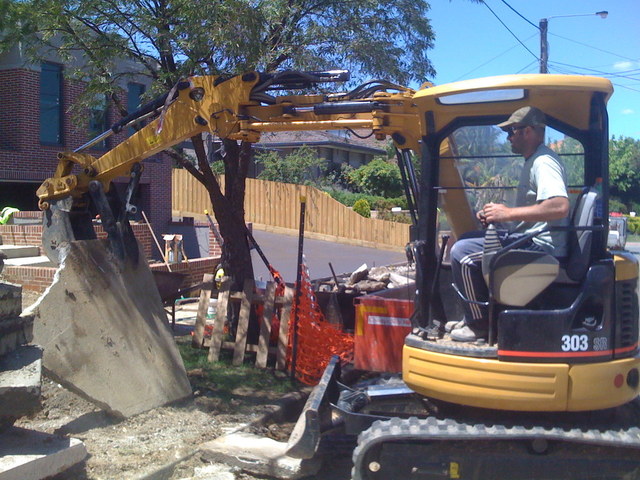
left=497, top=106, right=546, bottom=129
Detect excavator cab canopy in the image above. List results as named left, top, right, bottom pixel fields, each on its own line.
left=413, top=74, right=612, bottom=134
left=409, top=75, right=614, bottom=325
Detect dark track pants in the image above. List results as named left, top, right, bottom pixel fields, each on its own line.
left=450, top=232, right=544, bottom=328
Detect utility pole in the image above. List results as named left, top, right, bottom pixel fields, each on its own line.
left=539, top=11, right=607, bottom=74
left=539, top=18, right=549, bottom=74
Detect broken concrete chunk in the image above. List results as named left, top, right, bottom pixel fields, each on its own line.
left=348, top=263, right=368, bottom=285
left=368, top=266, right=391, bottom=283
left=353, top=279, right=387, bottom=293
left=0, top=427, right=87, bottom=480
left=0, top=315, right=34, bottom=358
left=389, top=272, right=413, bottom=287
left=0, top=283, right=22, bottom=320
left=0, top=345, right=42, bottom=426
left=200, top=432, right=322, bottom=480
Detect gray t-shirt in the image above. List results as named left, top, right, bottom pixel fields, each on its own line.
left=513, top=144, right=569, bottom=257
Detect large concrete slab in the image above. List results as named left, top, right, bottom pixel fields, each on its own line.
left=27, top=239, right=192, bottom=418
left=0, top=427, right=87, bottom=480
left=200, top=432, right=322, bottom=480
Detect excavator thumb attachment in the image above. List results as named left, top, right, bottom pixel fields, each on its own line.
left=42, top=163, right=142, bottom=266
left=42, top=196, right=96, bottom=265
left=286, top=355, right=342, bottom=459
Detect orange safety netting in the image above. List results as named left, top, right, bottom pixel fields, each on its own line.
left=287, top=262, right=354, bottom=385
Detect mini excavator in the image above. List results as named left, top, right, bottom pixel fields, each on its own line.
left=37, top=70, right=640, bottom=479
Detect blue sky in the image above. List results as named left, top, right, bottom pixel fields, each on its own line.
left=425, top=0, right=640, bottom=139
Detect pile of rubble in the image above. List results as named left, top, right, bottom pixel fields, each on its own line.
left=317, top=263, right=415, bottom=294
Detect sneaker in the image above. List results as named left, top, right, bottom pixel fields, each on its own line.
left=450, top=325, right=487, bottom=342
left=444, top=319, right=466, bottom=333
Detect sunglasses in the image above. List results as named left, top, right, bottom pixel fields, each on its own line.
left=505, top=126, right=528, bottom=137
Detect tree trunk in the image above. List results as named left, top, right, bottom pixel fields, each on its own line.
left=215, top=139, right=255, bottom=291
left=169, top=134, right=255, bottom=291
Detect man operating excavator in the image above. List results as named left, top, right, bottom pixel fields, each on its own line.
left=448, top=106, right=571, bottom=342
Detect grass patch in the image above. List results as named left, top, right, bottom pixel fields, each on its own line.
left=176, top=336, right=298, bottom=403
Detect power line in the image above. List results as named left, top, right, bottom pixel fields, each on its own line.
left=550, top=60, right=640, bottom=82
left=493, top=1, right=639, bottom=79
left=549, top=62, right=640, bottom=93
left=460, top=1, right=639, bottom=91
left=549, top=32, right=638, bottom=62
left=452, top=34, right=537, bottom=81
left=515, top=60, right=538, bottom=74
left=613, top=84, right=640, bottom=93
left=481, top=1, right=538, bottom=61
left=496, top=0, right=538, bottom=29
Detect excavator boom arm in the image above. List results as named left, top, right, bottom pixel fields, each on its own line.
left=36, top=71, right=421, bottom=209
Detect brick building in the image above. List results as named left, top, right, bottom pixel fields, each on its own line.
left=0, top=43, right=173, bottom=243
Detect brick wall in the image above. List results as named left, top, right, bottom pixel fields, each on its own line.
left=0, top=224, right=42, bottom=250
left=0, top=216, right=154, bottom=259
left=0, top=213, right=223, bottom=293
left=149, top=257, right=221, bottom=293
left=3, top=256, right=220, bottom=295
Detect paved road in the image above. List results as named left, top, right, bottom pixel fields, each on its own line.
left=250, top=229, right=408, bottom=283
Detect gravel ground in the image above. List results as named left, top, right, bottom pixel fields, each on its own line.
left=15, top=375, right=299, bottom=480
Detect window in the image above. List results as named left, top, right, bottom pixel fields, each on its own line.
left=88, top=95, right=109, bottom=149
left=437, top=89, right=526, bottom=105
left=127, top=82, right=146, bottom=135
left=442, top=124, right=585, bottom=216
left=40, top=63, right=63, bottom=145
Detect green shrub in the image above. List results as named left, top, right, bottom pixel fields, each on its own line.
left=628, top=216, right=640, bottom=235
left=609, top=197, right=628, bottom=215
left=347, top=157, right=403, bottom=197
left=386, top=195, right=409, bottom=210
left=352, top=198, right=371, bottom=218
left=325, top=190, right=378, bottom=208
left=375, top=211, right=412, bottom=224
left=325, top=189, right=408, bottom=211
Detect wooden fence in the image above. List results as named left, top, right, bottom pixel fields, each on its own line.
left=191, top=275, right=294, bottom=370
left=172, top=170, right=409, bottom=250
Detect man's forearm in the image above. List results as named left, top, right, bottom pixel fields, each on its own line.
left=482, top=196, right=569, bottom=223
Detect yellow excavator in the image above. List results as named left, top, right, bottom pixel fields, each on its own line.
left=36, top=70, right=640, bottom=479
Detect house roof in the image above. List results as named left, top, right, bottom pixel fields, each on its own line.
left=256, top=130, right=388, bottom=155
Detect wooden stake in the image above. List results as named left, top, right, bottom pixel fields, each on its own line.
left=141, top=210, right=171, bottom=271
left=232, top=278, right=255, bottom=366
left=277, top=287, right=294, bottom=371
left=290, top=196, right=306, bottom=379
left=256, top=281, right=276, bottom=368
left=208, top=277, right=231, bottom=362
left=192, top=273, right=214, bottom=348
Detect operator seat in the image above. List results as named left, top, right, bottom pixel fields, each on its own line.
left=482, top=187, right=598, bottom=307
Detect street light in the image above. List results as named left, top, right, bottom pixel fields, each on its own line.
left=539, top=11, right=608, bottom=73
